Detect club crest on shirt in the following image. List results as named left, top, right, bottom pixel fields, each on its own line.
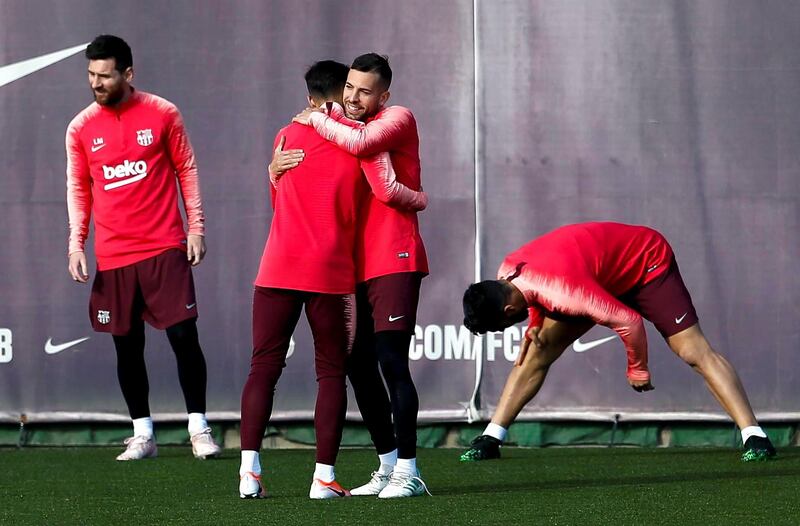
left=97, top=310, right=111, bottom=324
left=136, top=129, right=154, bottom=147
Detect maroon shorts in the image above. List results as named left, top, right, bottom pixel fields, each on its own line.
left=619, top=256, right=699, bottom=338
left=359, top=272, right=423, bottom=333
left=89, top=249, right=197, bottom=335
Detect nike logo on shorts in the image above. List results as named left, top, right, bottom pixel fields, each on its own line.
left=675, top=313, right=688, bottom=324
left=388, top=315, right=405, bottom=322
left=186, top=303, right=196, bottom=309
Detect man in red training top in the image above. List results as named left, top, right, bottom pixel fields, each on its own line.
left=238, top=60, right=427, bottom=500
left=286, top=53, right=429, bottom=498
left=65, top=35, right=220, bottom=461
left=460, top=222, right=775, bottom=463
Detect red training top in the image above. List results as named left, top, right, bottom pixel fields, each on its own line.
left=497, top=222, right=673, bottom=382
left=308, top=103, right=428, bottom=282
left=66, top=89, right=204, bottom=270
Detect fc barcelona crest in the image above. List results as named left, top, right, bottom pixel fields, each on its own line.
left=136, top=129, right=154, bottom=146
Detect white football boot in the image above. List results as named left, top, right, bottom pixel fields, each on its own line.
left=116, top=435, right=157, bottom=461
left=239, top=472, right=266, bottom=499
left=377, top=470, right=431, bottom=499
left=350, top=471, right=392, bottom=496
left=190, top=427, right=222, bottom=459
left=309, top=479, right=351, bottom=499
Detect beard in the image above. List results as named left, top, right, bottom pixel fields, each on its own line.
left=344, top=101, right=369, bottom=122
left=93, top=85, right=125, bottom=106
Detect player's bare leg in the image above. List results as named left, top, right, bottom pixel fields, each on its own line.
left=493, top=317, right=595, bottom=427
left=667, top=324, right=756, bottom=428
left=667, top=323, right=775, bottom=461
left=460, top=317, right=594, bottom=461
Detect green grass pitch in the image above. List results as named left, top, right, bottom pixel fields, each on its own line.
left=0, top=446, right=797, bottom=525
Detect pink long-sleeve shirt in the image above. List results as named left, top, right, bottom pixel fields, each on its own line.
left=308, top=104, right=428, bottom=282
left=66, top=89, right=204, bottom=270
left=498, top=222, right=673, bottom=382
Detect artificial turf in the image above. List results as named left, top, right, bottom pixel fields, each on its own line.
left=0, top=446, right=797, bottom=525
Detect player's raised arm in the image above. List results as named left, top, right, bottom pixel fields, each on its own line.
left=307, top=105, right=415, bottom=157
left=359, top=152, right=427, bottom=211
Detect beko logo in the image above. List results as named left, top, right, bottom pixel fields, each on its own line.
left=102, top=160, right=148, bottom=190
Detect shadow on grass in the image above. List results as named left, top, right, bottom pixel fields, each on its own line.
left=439, top=452, right=800, bottom=496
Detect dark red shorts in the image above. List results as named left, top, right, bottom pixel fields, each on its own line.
left=89, top=249, right=197, bottom=335
left=359, top=272, right=423, bottom=333
left=620, top=256, right=699, bottom=338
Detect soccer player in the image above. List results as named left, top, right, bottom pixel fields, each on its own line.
left=460, top=222, right=776, bottom=463
left=288, top=53, right=430, bottom=498
left=65, top=35, right=221, bottom=461
left=238, top=61, right=427, bottom=500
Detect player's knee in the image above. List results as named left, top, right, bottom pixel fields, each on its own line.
left=166, top=318, right=198, bottom=344
left=527, top=340, right=562, bottom=368
left=675, top=341, right=715, bottom=370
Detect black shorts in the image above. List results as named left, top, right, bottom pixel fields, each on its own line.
left=89, top=249, right=197, bottom=335
left=620, top=256, right=699, bottom=338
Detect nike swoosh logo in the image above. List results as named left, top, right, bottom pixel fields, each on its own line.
left=91, top=143, right=106, bottom=152
left=675, top=313, right=688, bottom=324
left=45, top=337, right=90, bottom=355
left=186, top=303, right=196, bottom=309
left=103, top=172, right=147, bottom=191
left=0, top=43, right=89, bottom=88
left=388, top=315, right=405, bottom=322
left=572, top=335, right=616, bottom=353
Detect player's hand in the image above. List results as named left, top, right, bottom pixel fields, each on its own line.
left=268, top=136, right=304, bottom=185
left=515, top=326, right=542, bottom=366
left=629, top=377, right=654, bottom=392
left=186, top=234, right=206, bottom=266
left=68, top=251, right=89, bottom=283
left=292, top=106, right=323, bottom=126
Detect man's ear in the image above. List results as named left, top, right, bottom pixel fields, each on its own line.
left=503, top=304, right=517, bottom=316
left=379, top=90, right=390, bottom=107
left=307, top=95, right=316, bottom=108
left=123, top=66, right=134, bottom=82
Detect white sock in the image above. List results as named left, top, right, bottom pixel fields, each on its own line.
left=483, top=422, right=507, bottom=442
left=240, top=450, right=261, bottom=476
left=314, top=463, right=335, bottom=483
left=395, top=457, right=417, bottom=475
left=741, top=425, right=767, bottom=443
left=187, top=413, right=208, bottom=436
left=132, top=417, right=153, bottom=439
left=378, top=449, right=398, bottom=474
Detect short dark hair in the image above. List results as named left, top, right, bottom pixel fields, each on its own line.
left=463, top=281, right=508, bottom=335
left=85, top=35, right=133, bottom=72
left=351, top=53, right=392, bottom=89
left=304, top=60, right=350, bottom=100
